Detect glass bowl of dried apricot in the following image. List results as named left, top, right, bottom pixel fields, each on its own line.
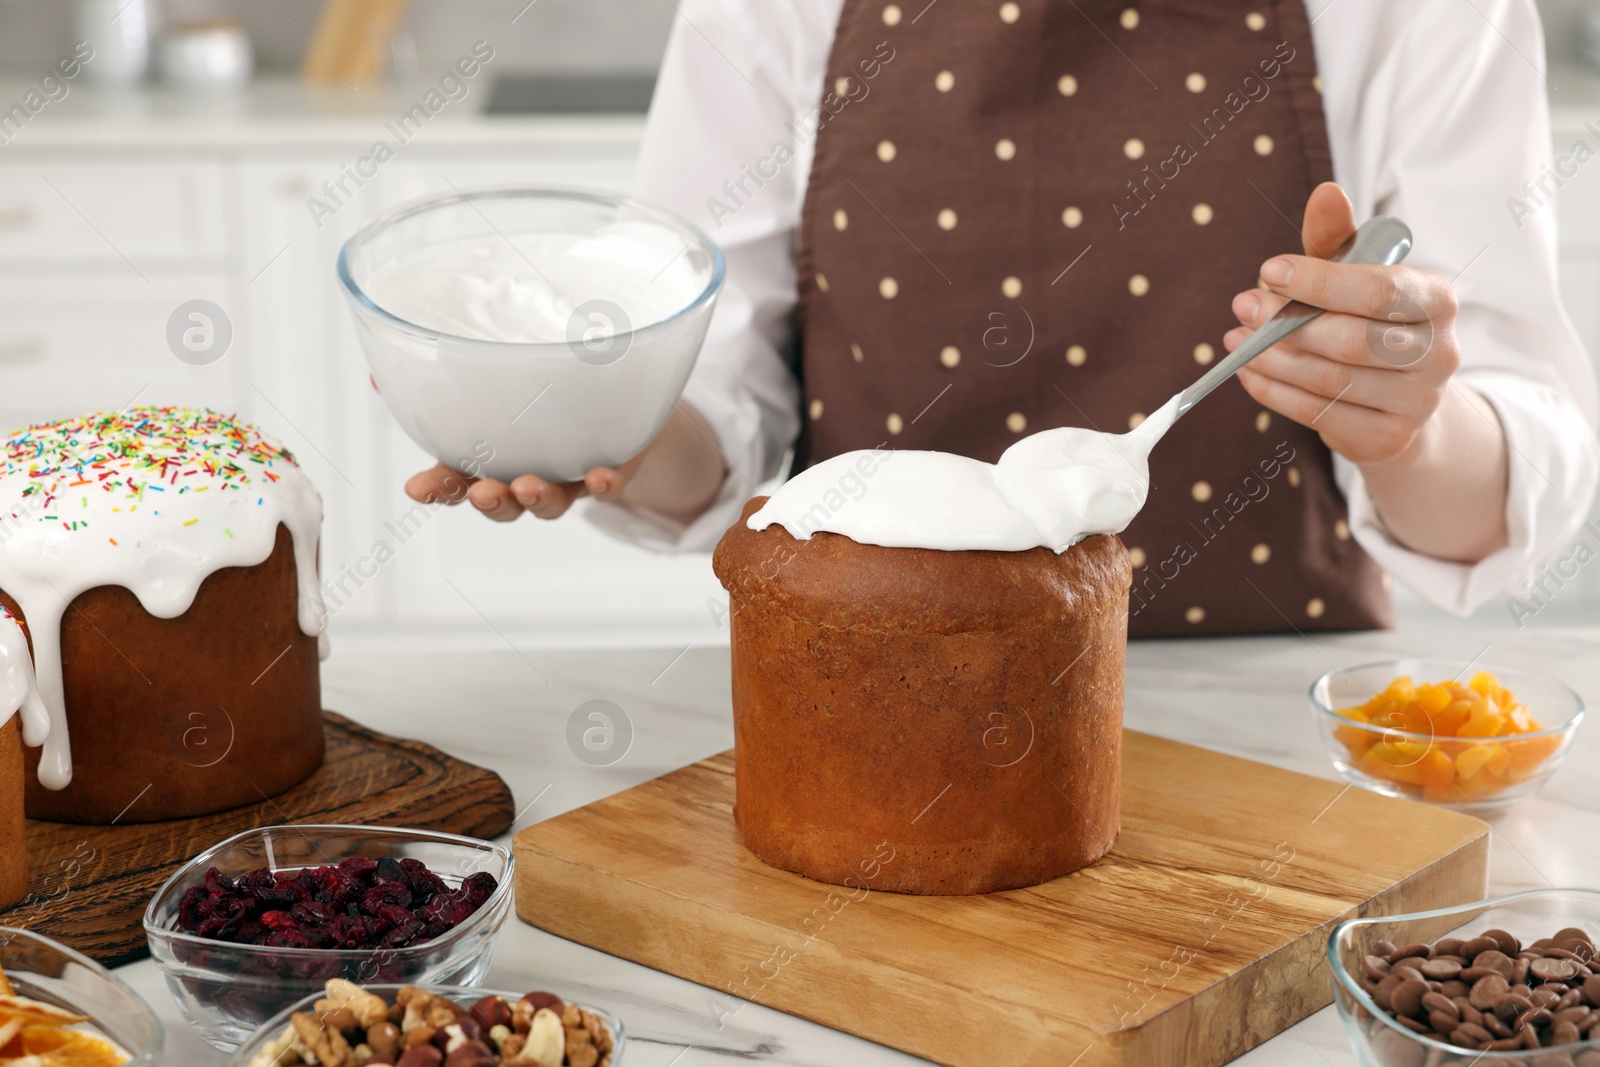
left=1311, top=661, right=1584, bottom=813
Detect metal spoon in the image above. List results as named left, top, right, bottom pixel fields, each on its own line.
left=1174, top=215, right=1414, bottom=420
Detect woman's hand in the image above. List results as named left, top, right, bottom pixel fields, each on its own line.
left=404, top=455, right=646, bottom=521
left=1226, top=182, right=1461, bottom=465
left=1225, top=181, right=1509, bottom=564
left=402, top=403, right=728, bottom=525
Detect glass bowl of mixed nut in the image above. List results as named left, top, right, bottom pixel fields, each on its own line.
left=1330, top=888, right=1600, bottom=1066
left=226, top=981, right=622, bottom=1067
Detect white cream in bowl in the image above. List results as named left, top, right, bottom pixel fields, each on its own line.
left=340, top=189, right=724, bottom=484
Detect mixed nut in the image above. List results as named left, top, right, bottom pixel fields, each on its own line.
left=1357, top=926, right=1600, bottom=1065
left=247, top=980, right=614, bottom=1067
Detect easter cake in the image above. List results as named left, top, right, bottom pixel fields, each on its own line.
left=713, top=497, right=1129, bottom=896
left=0, top=408, right=328, bottom=824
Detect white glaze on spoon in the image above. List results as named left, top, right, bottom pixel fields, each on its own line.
left=0, top=607, right=47, bottom=748
left=0, top=408, right=326, bottom=790
left=749, top=394, right=1181, bottom=552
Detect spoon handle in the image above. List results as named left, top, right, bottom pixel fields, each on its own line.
left=1174, top=215, right=1414, bottom=420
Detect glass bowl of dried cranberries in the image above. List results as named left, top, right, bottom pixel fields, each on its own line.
left=143, top=824, right=514, bottom=1052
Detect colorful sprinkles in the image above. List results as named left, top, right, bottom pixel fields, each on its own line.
left=1, top=407, right=299, bottom=537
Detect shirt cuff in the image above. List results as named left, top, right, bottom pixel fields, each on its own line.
left=583, top=376, right=790, bottom=553
left=1334, top=372, right=1600, bottom=615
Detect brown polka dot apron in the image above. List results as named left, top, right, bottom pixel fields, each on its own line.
left=794, top=0, right=1393, bottom=637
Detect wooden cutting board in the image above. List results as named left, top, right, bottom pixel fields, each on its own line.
left=5, top=711, right=513, bottom=967
left=514, top=731, right=1489, bottom=1067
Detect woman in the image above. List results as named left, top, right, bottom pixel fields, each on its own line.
left=407, top=0, right=1598, bottom=637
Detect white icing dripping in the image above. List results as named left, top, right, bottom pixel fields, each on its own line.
left=0, top=409, right=326, bottom=790
left=0, top=608, right=47, bottom=749
left=750, top=394, right=1182, bottom=553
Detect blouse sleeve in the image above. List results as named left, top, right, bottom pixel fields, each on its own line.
left=587, top=0, right=840, bottom=550
left=1317, top=0, right=1600, bottom=614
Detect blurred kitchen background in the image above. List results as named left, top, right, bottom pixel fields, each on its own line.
left=0, top=0, right=1595, bottom=652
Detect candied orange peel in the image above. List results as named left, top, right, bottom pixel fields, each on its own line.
left=0, top=964, right=127, bottom=1066
left=1333, top=670, right=1561, bottom=803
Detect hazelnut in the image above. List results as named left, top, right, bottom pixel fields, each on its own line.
left=522, top=992, right=564, bottom=1016
left=396, top=1047, right=443, bottom=1067
left=500, top=1032, right=526, bottom=1059
left=487, top=1024, right=512, bottom=1051
left=443, top=1042, right=497, bottom=1067
left=470, top=995, right=513, bottom=1032
left=431, top=1019, right=483, bottom=1053
left=368, top=1021, right=402, bottom=1061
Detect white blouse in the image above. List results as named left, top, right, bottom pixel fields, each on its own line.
left=591, top=0, right=1600, bottom=617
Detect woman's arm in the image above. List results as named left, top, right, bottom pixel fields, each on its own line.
left=1227, top=183, right=1511, bottom=565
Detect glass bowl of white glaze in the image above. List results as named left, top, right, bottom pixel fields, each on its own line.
left=338, top=186, right=725, bottom=484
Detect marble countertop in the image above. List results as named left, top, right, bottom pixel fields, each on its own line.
left=115, top=624, right=1600, bottom=1066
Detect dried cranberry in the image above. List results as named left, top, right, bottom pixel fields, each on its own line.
left=174, top=858, right=497, bottom=958
left=461, top=873, right=497, bottom=907
left=337, top=856, right=378, bottom=877
left=362, top=883, right=412, bottom=914
left=265, top=928, right=316, bottom=949
left=291, top=900, right=338, bottom=926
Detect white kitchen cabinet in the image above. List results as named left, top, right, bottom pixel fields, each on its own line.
left=0, top=159, right=228, bottom=270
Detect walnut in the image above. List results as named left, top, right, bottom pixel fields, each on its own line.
left=400, top=990, right=436, bottom=1032
left=292, top=1010, right=353, bottom=1067
left=560, top=1003, right=583, bottom=1029
left=510, top=999, right=535, bottom=1035
left=578, top=1009, right=612, bottom=1054
left=487, top=1024, right=512, bottom=1051
left=563, top=1017, right=597, bottom=1067
left=426, top=1002, right=460, bottom=1029
left=500, top=1032, right=526, bottom=1060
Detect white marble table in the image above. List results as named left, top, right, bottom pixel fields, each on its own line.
left=117, top=625, right=1600, bottom=1066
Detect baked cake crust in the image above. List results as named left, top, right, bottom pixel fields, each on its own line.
left=714, top=497, right=1130, bottom=895
left=13, top=526, right=323, bottom=824
left=0, top=716, right=24, bottom=909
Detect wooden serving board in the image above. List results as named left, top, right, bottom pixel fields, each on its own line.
left=5, top=711, right=514, bottom=967
left=514, top=731, right=1489, bottom=1067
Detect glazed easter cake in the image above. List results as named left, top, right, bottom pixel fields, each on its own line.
left=0, top=408, right=328, bottom=824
